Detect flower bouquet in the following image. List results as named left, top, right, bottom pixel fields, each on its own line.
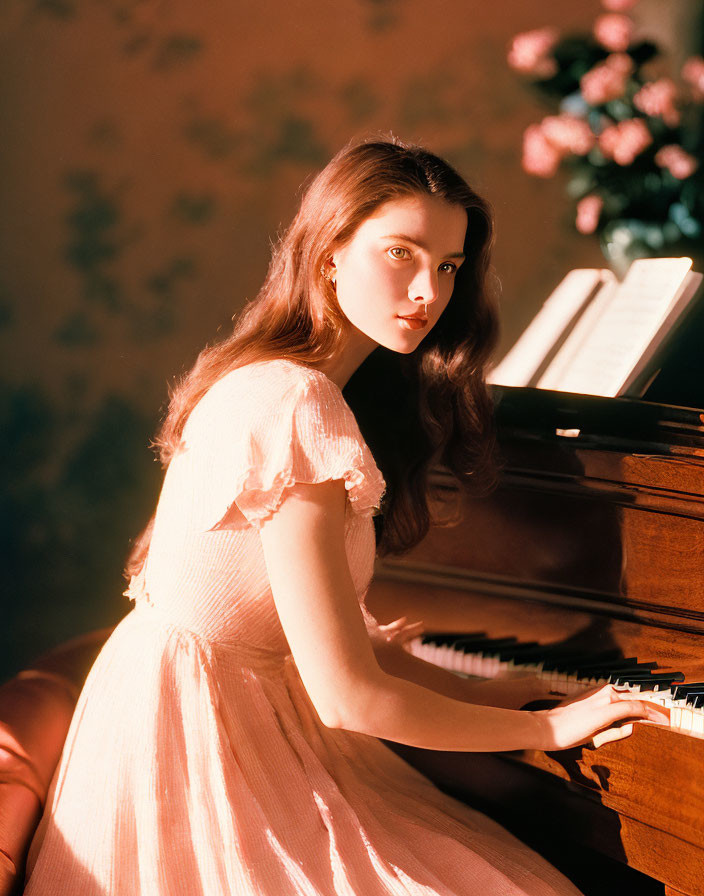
left=508, top=0, right=704, bottom=274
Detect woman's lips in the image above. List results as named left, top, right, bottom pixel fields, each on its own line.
left=397, top=315, right=428, bottom=330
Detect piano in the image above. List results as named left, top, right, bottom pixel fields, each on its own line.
left=365, top=384, right=704, bottom=896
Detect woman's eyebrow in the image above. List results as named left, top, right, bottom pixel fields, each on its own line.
left=381, top=233, right=465, bottom=260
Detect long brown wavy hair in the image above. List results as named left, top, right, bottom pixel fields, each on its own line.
left=126, top=134, right=499, bottom=579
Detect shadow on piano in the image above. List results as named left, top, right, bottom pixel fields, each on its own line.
left=366, top=385, right=704, bottom=896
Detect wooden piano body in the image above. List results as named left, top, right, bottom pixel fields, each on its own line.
left=365, top=385, right=704, bottom=896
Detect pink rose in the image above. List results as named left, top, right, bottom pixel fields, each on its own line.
left=508, top=27, right=559, bottom=78
left=580, top=54, right=634, bottom=105
left=598, top=118, right=652, bottom=165
left=576, top=195, right=604, bottom=234
left=633, top=78, right=680, bottom=126
left=682, top=56, right=704, bottom=101
left=594, top=14, right=634, bottom=53
left=606, top=53, right=635, bottom=75
left=655, top=145, right=699, bottom=179
left=541, top=114, right=596, bottom=155
left=601, top=0, right=638, bottom=10
left=522, top=124, right=562, bottom=177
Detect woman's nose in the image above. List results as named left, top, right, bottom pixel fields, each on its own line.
left=409, top=268, right=440, bottom=304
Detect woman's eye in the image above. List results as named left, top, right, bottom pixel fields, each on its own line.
left=388, top=247, right=410, bottom=261
left=439, top=262, right=457, bottom=274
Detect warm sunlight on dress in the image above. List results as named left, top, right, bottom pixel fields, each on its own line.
left=25, top=359, right=582, bottom=895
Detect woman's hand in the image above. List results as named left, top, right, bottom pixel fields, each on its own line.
left=495, top=672, right=567, bottom=710
left=534, top=683, right=671, bottom=750
left=374, top=616, right=426, bottom=648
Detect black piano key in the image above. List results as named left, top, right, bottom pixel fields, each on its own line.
left=502, top=646, right=588, bottom=664
left=452, top=637, right=519, bottom=653
left=554, top=650, right=622, bottom=667
left=419, top=633, right=457, bottom=646
left=526, top=656, right=582, bottom=672
left=543, top=655, right=639, bottom=673
left=541, top=657, right=591, bottom=673
left=505, top=645, right=626, bottom=673
left=421, top=632, right=486, bottom=647
left=545, top=654, right=629, bottom=676
left=683, top=693, right=704, bottom=707
left=693, top=694, right=704, bottom=708
left=651, top=672, right=686, bottom=682
left=495, top=642, right=542, bottom=661
left=686, top=692, right=704, bottom=706
left=610, top=672, right=684, bottom=687
left=672, top=682, right=704, bottom=699
left=610, top=674, right=642, bottom=685
left=564, top=652, right=628, bottom=669
left=577, top=657, right=642, bottom=671
left=512, top=644, right=584, bottom=659
left=570, top=666, right=643, bottom=682
left=575, top=660, right=657, bottom=678
left=610, top=671, right=681, bottom=682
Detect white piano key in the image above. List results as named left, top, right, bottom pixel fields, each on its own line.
left=693, top=710, right=704, bottom=736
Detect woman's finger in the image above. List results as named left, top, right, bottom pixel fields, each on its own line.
left=606, top=688, right=671, bottom=724
left=558, top=683, right=612, bottom=707
left=601, top=698, right=669, bottom=730
left=592, top=723, right=633, bottom=748
left=378, top=619, right=426, bottom=654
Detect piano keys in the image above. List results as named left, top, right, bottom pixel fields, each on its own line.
left=406, top=631, right=704, bottom=736
left=365, top=385, right=704, bottom=896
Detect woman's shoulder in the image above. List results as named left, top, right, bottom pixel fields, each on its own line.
left=176, top=358, right=385, bottom=528
left=229, top=358, right=331, bottom=385
left=185, top=359, right=347, bottom=438
left=214, top=358, right=340, bottom=405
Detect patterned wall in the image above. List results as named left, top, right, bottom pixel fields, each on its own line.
left=1, top=0, right=693, bottom=678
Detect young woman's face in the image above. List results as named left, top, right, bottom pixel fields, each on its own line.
left=329, top=193, right=468, bottom=355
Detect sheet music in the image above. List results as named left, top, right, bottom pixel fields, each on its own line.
left=488, top=269, right=612, bottom=387
left=537, top=257, right=694, bottom=397
left=620, top=269, right=703, bottom=395
left=536, top=276, right=618, bottom=391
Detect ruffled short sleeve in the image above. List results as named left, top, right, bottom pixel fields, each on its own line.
left=182, top=361, right=386, bottom=533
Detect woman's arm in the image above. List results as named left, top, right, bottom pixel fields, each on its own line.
left=372, top=637, right=560, bottom=710
left=258, top=479, right=667, bottom=753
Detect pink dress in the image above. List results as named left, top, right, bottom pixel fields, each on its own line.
left=25, top=359, right=582, bottom=895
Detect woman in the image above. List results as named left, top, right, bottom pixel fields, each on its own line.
left=24, top=136, right=667, bottom=895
